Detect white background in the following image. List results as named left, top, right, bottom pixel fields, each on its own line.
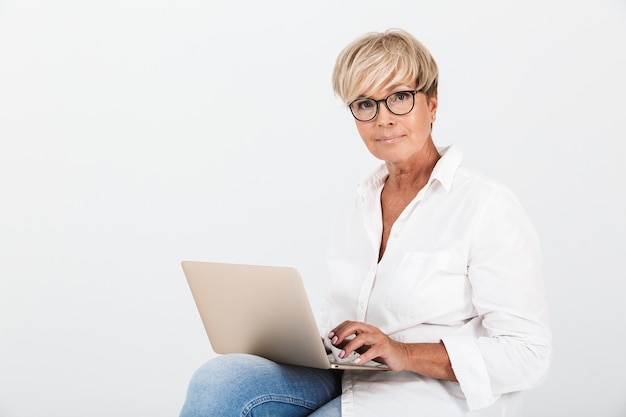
left=1, top=1, right=625, bottom=416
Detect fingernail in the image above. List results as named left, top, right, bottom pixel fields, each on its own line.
left=331, top=336, right=338, bottom=345
left=338, top=350, right=345, bottom=359
left=328, top=331, right=335, bottom=338
left=354, top=357, right=362, bottom=364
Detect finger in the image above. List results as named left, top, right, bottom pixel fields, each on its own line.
left=328, top=321, right=361, bottom=346
left=338, top=332, right=379, bottom=360
left=331, top=321, right=372, bottom=345
left=355, top=336, right=406, bottom=369
left=328, top=320, right=356, bottom=338
left=352, top=342, right=384, bottom=365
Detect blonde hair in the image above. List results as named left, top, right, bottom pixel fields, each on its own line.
left=332, top=28, right=439, bottom=104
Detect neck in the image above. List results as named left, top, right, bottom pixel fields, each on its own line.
left=385, top=142, right=440, bottom=191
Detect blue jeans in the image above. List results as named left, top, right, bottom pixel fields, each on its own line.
left=179, top=354, right=343, bottom=417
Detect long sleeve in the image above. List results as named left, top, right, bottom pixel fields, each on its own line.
left=442, top=187, right=552, bottom=410
left=323, top=145, right=552, bottom=415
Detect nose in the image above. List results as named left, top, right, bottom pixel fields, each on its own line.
left=376, top=101, right=395, bottom=126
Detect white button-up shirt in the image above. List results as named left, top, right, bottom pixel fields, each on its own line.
left=318, top=145, right=552, bottom=416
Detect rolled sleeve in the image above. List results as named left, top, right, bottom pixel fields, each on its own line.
left=445, top=187, right=552, bottom=409
left=442, top=335, right=499, bottom=410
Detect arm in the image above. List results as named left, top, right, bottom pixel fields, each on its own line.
left=441, top=188, right=552, bottom=407
left=329, top=187, right=551, bottom=410
left=328, top=321, right=457, bottom=381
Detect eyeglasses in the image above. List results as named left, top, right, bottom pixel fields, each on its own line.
left=348, top=90, right=420, bottom=122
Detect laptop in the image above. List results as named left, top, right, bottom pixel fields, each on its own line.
left=181, top=260, right=388, bottom=371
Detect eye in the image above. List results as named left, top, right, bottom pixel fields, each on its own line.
left=356, top=99, right=375, bottom=110
left=391, top=92, right=409, bottom=102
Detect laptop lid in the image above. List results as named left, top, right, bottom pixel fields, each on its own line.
left=181, top=261, right=387, bottom=371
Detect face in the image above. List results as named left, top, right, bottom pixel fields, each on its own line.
left=353, top=82, right=438, bottom=168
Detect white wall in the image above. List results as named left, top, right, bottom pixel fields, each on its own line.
left=1, top=1, right=625, bottom=416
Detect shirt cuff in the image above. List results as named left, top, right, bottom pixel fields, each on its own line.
left=441, top=335, right=499, bottom=410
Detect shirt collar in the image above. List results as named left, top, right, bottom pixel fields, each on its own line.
left=431, top=145, right=463, bottom=192
left=357, top=145, right=463, bottom=197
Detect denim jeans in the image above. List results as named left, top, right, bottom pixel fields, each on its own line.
left=179, top=354, right=343, bottom=417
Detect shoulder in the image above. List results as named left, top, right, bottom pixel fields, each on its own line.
left=452, top=166, right=538, bottom=247
left=452, top=165, right=521, bottom=206
left=434, top=145, right=517, bottom=203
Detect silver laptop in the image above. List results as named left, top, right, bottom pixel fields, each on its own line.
left=181, top=261, right=387, bottom=371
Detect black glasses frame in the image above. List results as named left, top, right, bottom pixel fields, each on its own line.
left=348, top=90, right=421, bottom=122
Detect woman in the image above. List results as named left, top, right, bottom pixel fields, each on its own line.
left=180, top=28, right=551, bottom=417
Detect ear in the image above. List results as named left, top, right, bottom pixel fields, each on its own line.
left=428, top=94, right=438, bottom=116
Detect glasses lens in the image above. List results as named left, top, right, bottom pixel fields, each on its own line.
left=350, top=99, right=377, bottom=121
left=387, top=91, right=415, bottom=115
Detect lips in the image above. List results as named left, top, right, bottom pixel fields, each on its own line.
left=376, top=135, right=402, bottom=144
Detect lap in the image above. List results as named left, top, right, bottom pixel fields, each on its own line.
left=180, top=354, right=342, bottom=417
left=309, top=395, right=341, bottom=417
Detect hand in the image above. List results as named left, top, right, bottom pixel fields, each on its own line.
left=328, top=321, right=410, bottom=371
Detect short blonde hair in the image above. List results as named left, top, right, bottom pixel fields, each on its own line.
left=332, top=28, right=439, bottom=104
